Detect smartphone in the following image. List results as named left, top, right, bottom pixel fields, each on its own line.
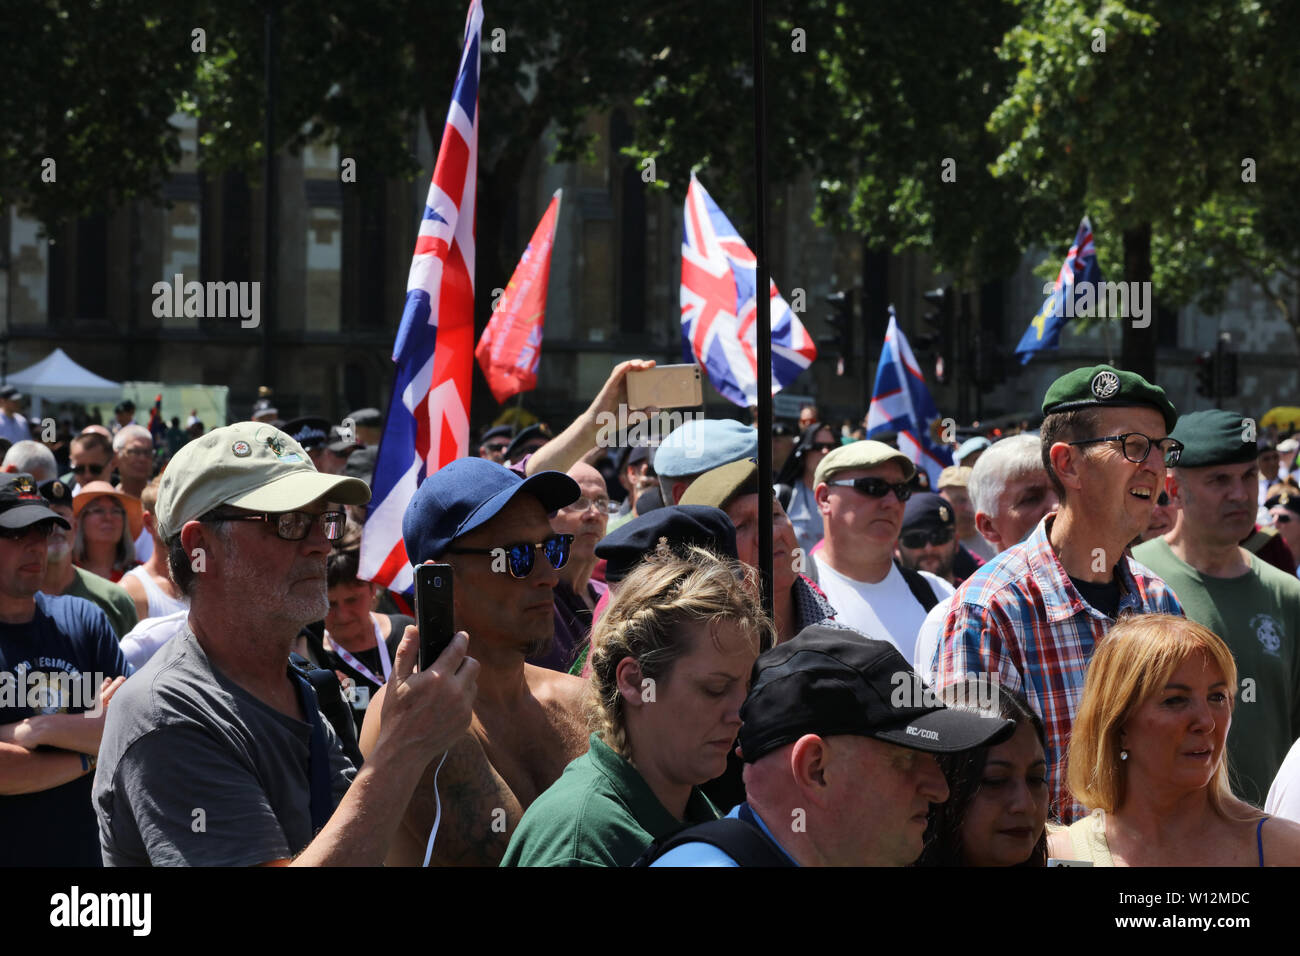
left=415, top=563, right=455, bottom=671
left=626, top=364, right=703, bottom=410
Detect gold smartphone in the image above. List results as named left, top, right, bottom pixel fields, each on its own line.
left=626, top=364, right=704, bottom=410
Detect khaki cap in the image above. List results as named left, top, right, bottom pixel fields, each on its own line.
left=814, top=440, right=915, bottom=488
left=937, top=465, right=972, bottom=490
left=155, top=422, right=370, bottom=543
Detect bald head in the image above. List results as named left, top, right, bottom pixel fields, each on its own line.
left=550, top=462, right=610, bottom=578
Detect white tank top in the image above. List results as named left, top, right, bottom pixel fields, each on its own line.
left=124, top=565, right=189, bottom=619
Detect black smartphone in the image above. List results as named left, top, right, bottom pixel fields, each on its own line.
left=415, top=563, right=455, bottom=671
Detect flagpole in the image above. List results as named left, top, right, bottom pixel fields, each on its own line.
left=750, top=0, right=774, bottom=624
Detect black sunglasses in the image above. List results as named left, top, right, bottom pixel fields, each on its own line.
left=825, top=476, right=913, bottom=502
left=72, top=463, right=108, bottom=476
left=446, top=532, right=573, bottom=579
left=810, top=442, right=838, bottom=453
left=900, top=527, right=955, bottom=549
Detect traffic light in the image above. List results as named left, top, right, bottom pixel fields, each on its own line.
left=1216, top=336, right=1238, bottom=398
left=819, top=290, right=855, bottom=376
left=922, top=287, right=953, bottom=384
left=1194, top=350, right=1217, bottom=398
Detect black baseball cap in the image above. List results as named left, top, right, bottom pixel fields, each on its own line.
left=0, top=474, right=70, bottom=530
left=737, top=624, right=1015, bottom=762
left=38, top=478, right=74, bottom=509
left=506, top=423, right=553, bottom=463
left=901, top=492, right=956, bottom=534
left=595, top=505, right=738, bottom=583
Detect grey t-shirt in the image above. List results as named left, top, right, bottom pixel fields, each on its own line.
left=93, top=628, right=356, bottom=866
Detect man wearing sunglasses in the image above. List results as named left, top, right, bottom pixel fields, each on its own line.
left=1134, top=409, right=1300, bottom=807
left=895, top=493, right=961, bottom=587
left=68, top=431, right=115, bottom=491
left=933, top=365, right=1185, bottom=824
left=810, top=441, right=955, bottom=664
left=94, top=423, right=479, bottom=866
left=361, top=456, right=591, bottom=866
left=0, top=472, right=130, bottom=866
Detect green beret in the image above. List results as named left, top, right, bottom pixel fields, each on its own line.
left=1170, top=409, right=1257, bottom=468
left=1041, top=364, right=1177, bottom=434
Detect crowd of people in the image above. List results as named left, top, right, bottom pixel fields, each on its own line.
left=4, top=357, right=1300, bottom=868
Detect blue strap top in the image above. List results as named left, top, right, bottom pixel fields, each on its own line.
left=1257, top=816, right=1269, bottom=868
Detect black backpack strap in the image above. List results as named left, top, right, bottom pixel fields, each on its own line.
left=289, top=654, right=364, bottom=768
left=894, top=559, right=939, bottom=613
left=634, top=809, right=795, bottom=867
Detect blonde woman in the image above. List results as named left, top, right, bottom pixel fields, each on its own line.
left=501, top=545, right=772, bottom=867
left=1049, top=614, right=1300, bottom=865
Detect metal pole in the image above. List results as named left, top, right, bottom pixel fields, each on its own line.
left=751, top=0, right=773, bottom=625
left=262, top=0, right=278, bottom=392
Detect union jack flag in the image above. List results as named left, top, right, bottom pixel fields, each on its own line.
left=866, top=307, right=953, bottom=487
left=680, top=174, right=816, bottom=407
left=1015, top=216, right=1101, bottom=364
left=359, top=0, right=481, bottom=594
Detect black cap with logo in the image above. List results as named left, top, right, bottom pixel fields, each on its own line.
left=0, top=473, right=70, bottom=530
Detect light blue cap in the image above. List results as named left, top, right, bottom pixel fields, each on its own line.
left=954, top=436, right=991, bottom=465
left=653, top=419, right=759, bottom=478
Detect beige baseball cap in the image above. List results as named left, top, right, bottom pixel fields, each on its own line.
left=814, top=440, right=916, bottom=488
left=155, top=422, right=371, bottom=543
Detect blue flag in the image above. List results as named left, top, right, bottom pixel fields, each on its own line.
left=1015, top=216, right=1101, bottom=364
left=865, top=307, right=953, bottom=488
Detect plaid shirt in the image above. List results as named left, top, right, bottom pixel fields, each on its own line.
left=931, top=513, right=1184, bottom=824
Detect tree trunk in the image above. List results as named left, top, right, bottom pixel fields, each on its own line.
left=1120, top=223, right=1155, bottom=380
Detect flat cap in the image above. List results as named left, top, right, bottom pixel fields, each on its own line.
left=1041, top=364, right=1177, bottom=434
left=1169, top=409, right=1256, bottom=469
left=814, top=440, right=915, bottom=488
left=594, top=504, right=737, bottom=583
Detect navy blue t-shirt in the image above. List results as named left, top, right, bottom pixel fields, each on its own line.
left=0, top=592, right=130, bottom=866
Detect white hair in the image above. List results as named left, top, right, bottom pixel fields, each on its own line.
left=113, top=424, right=153, bottom=453
left=968, top=433, right=1045, bottom=518
left=1, top=441, right=58, bottom=482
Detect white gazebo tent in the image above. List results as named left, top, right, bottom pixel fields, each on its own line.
left=5, top=348, right=121, bottom=419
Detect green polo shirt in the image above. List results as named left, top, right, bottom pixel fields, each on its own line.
left=63, top=567, right=139, bottom=639
left=501, top=732, right=719, bottom=867
left=1133, top=538, right=1300, bottom=806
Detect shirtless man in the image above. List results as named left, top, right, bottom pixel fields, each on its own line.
left=361, top=457, right=589, bottom=866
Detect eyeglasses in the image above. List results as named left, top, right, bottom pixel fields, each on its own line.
left=561, top=496, right=617, bottom=515
left=0, top=521, right=57, bottom=541
left=72, top=463, right=108, bottom=476
left=900, top=527, right=955, bottom=549
left=484, top=442, right=510, bottom=454
left=120, top=447, right=153, bottom=459
left=201, top=510, right=347, bottom=542
left=1066, top=433, right=1184, bottom=467
left=83, top=506, right=125, bottom=521
left=825, top=476, right=913, bottom=502
left=446, top=532, right=573, bottom=579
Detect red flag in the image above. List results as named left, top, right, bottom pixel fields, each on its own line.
left=475, top=189, right=561, bottom=403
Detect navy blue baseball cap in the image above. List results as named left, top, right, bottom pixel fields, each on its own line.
left=402, top=457, right=579, bottom=563
left=653, top=419, right=758, bottom=478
